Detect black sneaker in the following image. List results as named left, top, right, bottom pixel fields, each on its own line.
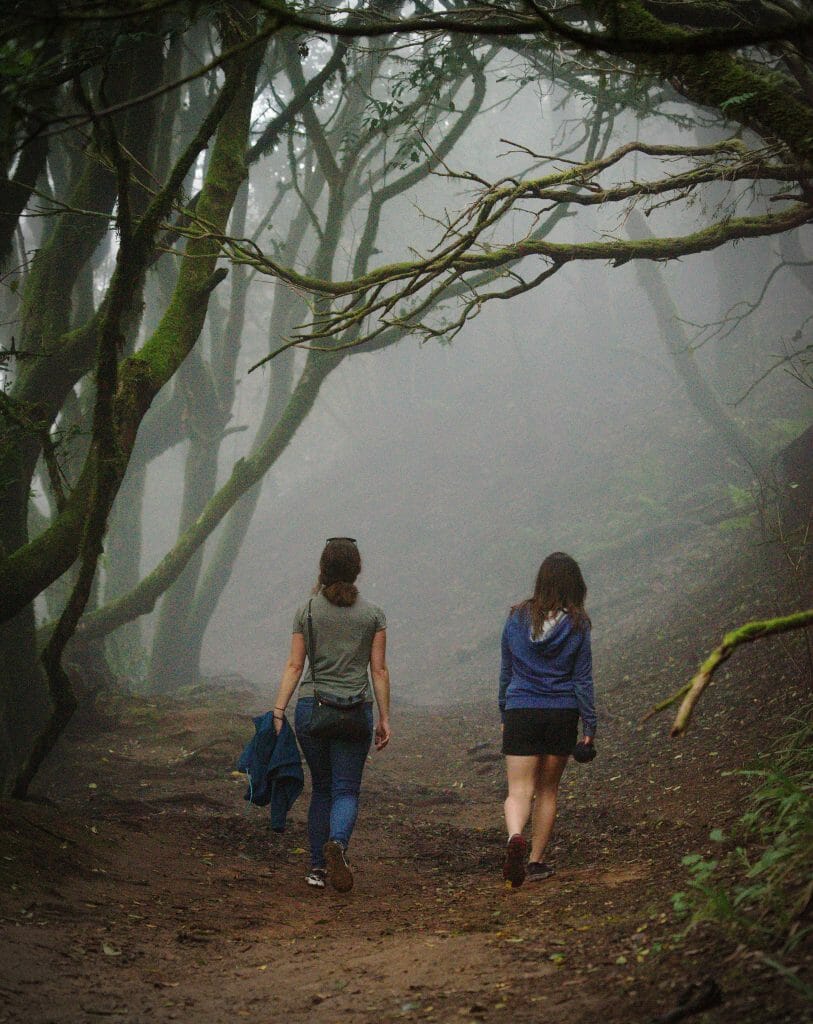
left=305, top=867, right=326, bottom=888
left=526, top=861, right=555, bottom=882
left=502, top=834, right=527, bottom=888
left=323, top=840, right=354, bottom=893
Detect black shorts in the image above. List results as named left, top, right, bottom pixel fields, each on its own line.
left=502, top=707, right=579, bottom=757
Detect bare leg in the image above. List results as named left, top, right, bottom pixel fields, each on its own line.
left=504, top=755, right=541, bottom=837
left=529, top=754, right=568, bottom=862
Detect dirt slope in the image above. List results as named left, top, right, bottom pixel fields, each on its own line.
left=1, top=564, right=811, bottom=1024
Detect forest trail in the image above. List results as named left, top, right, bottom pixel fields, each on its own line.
left=0, top=603, right=808, bottom=1024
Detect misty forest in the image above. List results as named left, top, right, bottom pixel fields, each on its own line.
left=0, top=2, right=812, bottom=1022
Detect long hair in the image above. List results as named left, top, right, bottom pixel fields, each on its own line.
left=518, top=551, right=590, bottom=636
left=317, top=538, right=361, bottom=607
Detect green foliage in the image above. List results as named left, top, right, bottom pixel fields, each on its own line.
left=351, top=36, right=474, bottom=169
left=717, top=514, right=754, bottom=532
left=673, top=710, right=813, bottom=995
left=727, top=484, right=753, bottom=512
left=719, top=91, right=758, bottom=112
left=716, top=483, right=756, bottom=533
left=0, top=39, right=40, bottom=81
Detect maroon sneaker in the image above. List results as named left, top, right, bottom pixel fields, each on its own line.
left=323, top=840, right=354, bottom=893
left=502, top=834, right=527, bottom=888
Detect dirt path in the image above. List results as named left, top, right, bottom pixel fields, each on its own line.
left=1, top=617, right=810, bottom=1024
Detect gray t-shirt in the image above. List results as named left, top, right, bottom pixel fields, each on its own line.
left=293, top=591, right=386, bottom=700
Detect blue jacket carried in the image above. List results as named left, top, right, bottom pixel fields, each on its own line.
left=237, top=713, right=303, bottom=832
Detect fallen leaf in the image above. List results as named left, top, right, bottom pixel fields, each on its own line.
left=102, top=943, right=122, bottom=957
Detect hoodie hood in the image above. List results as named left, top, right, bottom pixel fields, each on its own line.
left=527, top=609, right=571, bottom=651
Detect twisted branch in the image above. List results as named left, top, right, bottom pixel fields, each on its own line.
left=644, top=610, right=813, bottom=737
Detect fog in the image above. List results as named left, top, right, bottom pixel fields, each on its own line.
left=140, top=265, right=810, bottom=701
left=117, top=45, right=811, bottom=704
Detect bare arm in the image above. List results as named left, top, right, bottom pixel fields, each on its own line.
left=272, top=632, right=306, bottom=734
left=370, top=628, right=391, bottom=750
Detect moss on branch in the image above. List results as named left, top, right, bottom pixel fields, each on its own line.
left=0, top=41, right=261, bottom=626
left=645, top=610, right=813, bottom=737
left=242, top=199, right=812, bottom=371
left=588, top=1, right=813, bottom=163
left=77, top=353, right=338, bottom=639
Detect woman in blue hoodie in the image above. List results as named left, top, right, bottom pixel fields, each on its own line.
left=498, top=552, right=596, bottom=887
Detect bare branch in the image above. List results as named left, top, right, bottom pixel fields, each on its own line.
left=732, top=339, right=813, bottom=405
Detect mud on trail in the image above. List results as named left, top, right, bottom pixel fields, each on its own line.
left=1, top=592, right=811, bottom=1024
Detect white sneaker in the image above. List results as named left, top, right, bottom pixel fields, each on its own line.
left=305, top=867, right=326, bottom=888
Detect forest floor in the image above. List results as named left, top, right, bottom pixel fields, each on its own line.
left=1, top=553, right=811, bottom=1024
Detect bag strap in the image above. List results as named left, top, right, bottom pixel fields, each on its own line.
left=306, top=597, right=367, bottom=702
left=306, top=598, right=317, bottom=686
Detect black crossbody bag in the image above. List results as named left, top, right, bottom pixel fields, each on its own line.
left=306, top=599, right=371, bottom=742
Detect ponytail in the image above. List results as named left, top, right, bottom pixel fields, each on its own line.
left=321, top=581, right=359, bottom=607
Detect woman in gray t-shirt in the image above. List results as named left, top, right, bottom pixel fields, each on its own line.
left=272, top=538, right=391, bottom=892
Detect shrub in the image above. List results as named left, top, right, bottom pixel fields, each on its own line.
left=673, top=708, right=813, bottom=997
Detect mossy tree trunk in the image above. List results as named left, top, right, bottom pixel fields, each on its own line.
left=0, top=29, right=167, bottom=794
left=74, top=46, right=562, bottom=670
left=147, top=183, right=251, bottom=692
left=0, top=17, right=264, bottom=795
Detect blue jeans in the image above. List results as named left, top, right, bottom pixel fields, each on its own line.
left=294, top=698, right=373, bottom=868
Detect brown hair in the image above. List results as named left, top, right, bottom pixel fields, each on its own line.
left=318, top=538, right=361, bottom=607
left=518, top=551, right=590, bottom=636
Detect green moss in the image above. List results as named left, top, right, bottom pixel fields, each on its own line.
left=721, top=611, right=813, bottom=649
left=133, top=56, right=257, bottom=391
left=589, top=0, right=813, bottom=162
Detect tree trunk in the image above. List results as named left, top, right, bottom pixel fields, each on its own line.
left=0, top=28, right=165, bottom=551
left=0, top=607, right=49, bottom=797
left=146, top=182, right=251, bottom=692
left=627, top=210, right=761, bottom=472
left=182, top=347, right=297, bottom=682
left=0, top=28, right=263, bottom=793
left=147, top=369, right=223, bottom=692
left=103, top=458, right=148, bottom=679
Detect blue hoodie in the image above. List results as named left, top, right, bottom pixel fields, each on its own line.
left=237, top=714, right=304, bottom=832
left=499, top=608, right=597, bottom=736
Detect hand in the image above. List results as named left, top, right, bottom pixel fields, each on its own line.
left=375, top=718, right=391, bottom=751
left=273, top=714, right=284, bottom=735
left=582, top=735, right=593, bottom=745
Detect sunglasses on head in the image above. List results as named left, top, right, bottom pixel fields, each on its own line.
left=326, top=537, right=357, bottom=544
